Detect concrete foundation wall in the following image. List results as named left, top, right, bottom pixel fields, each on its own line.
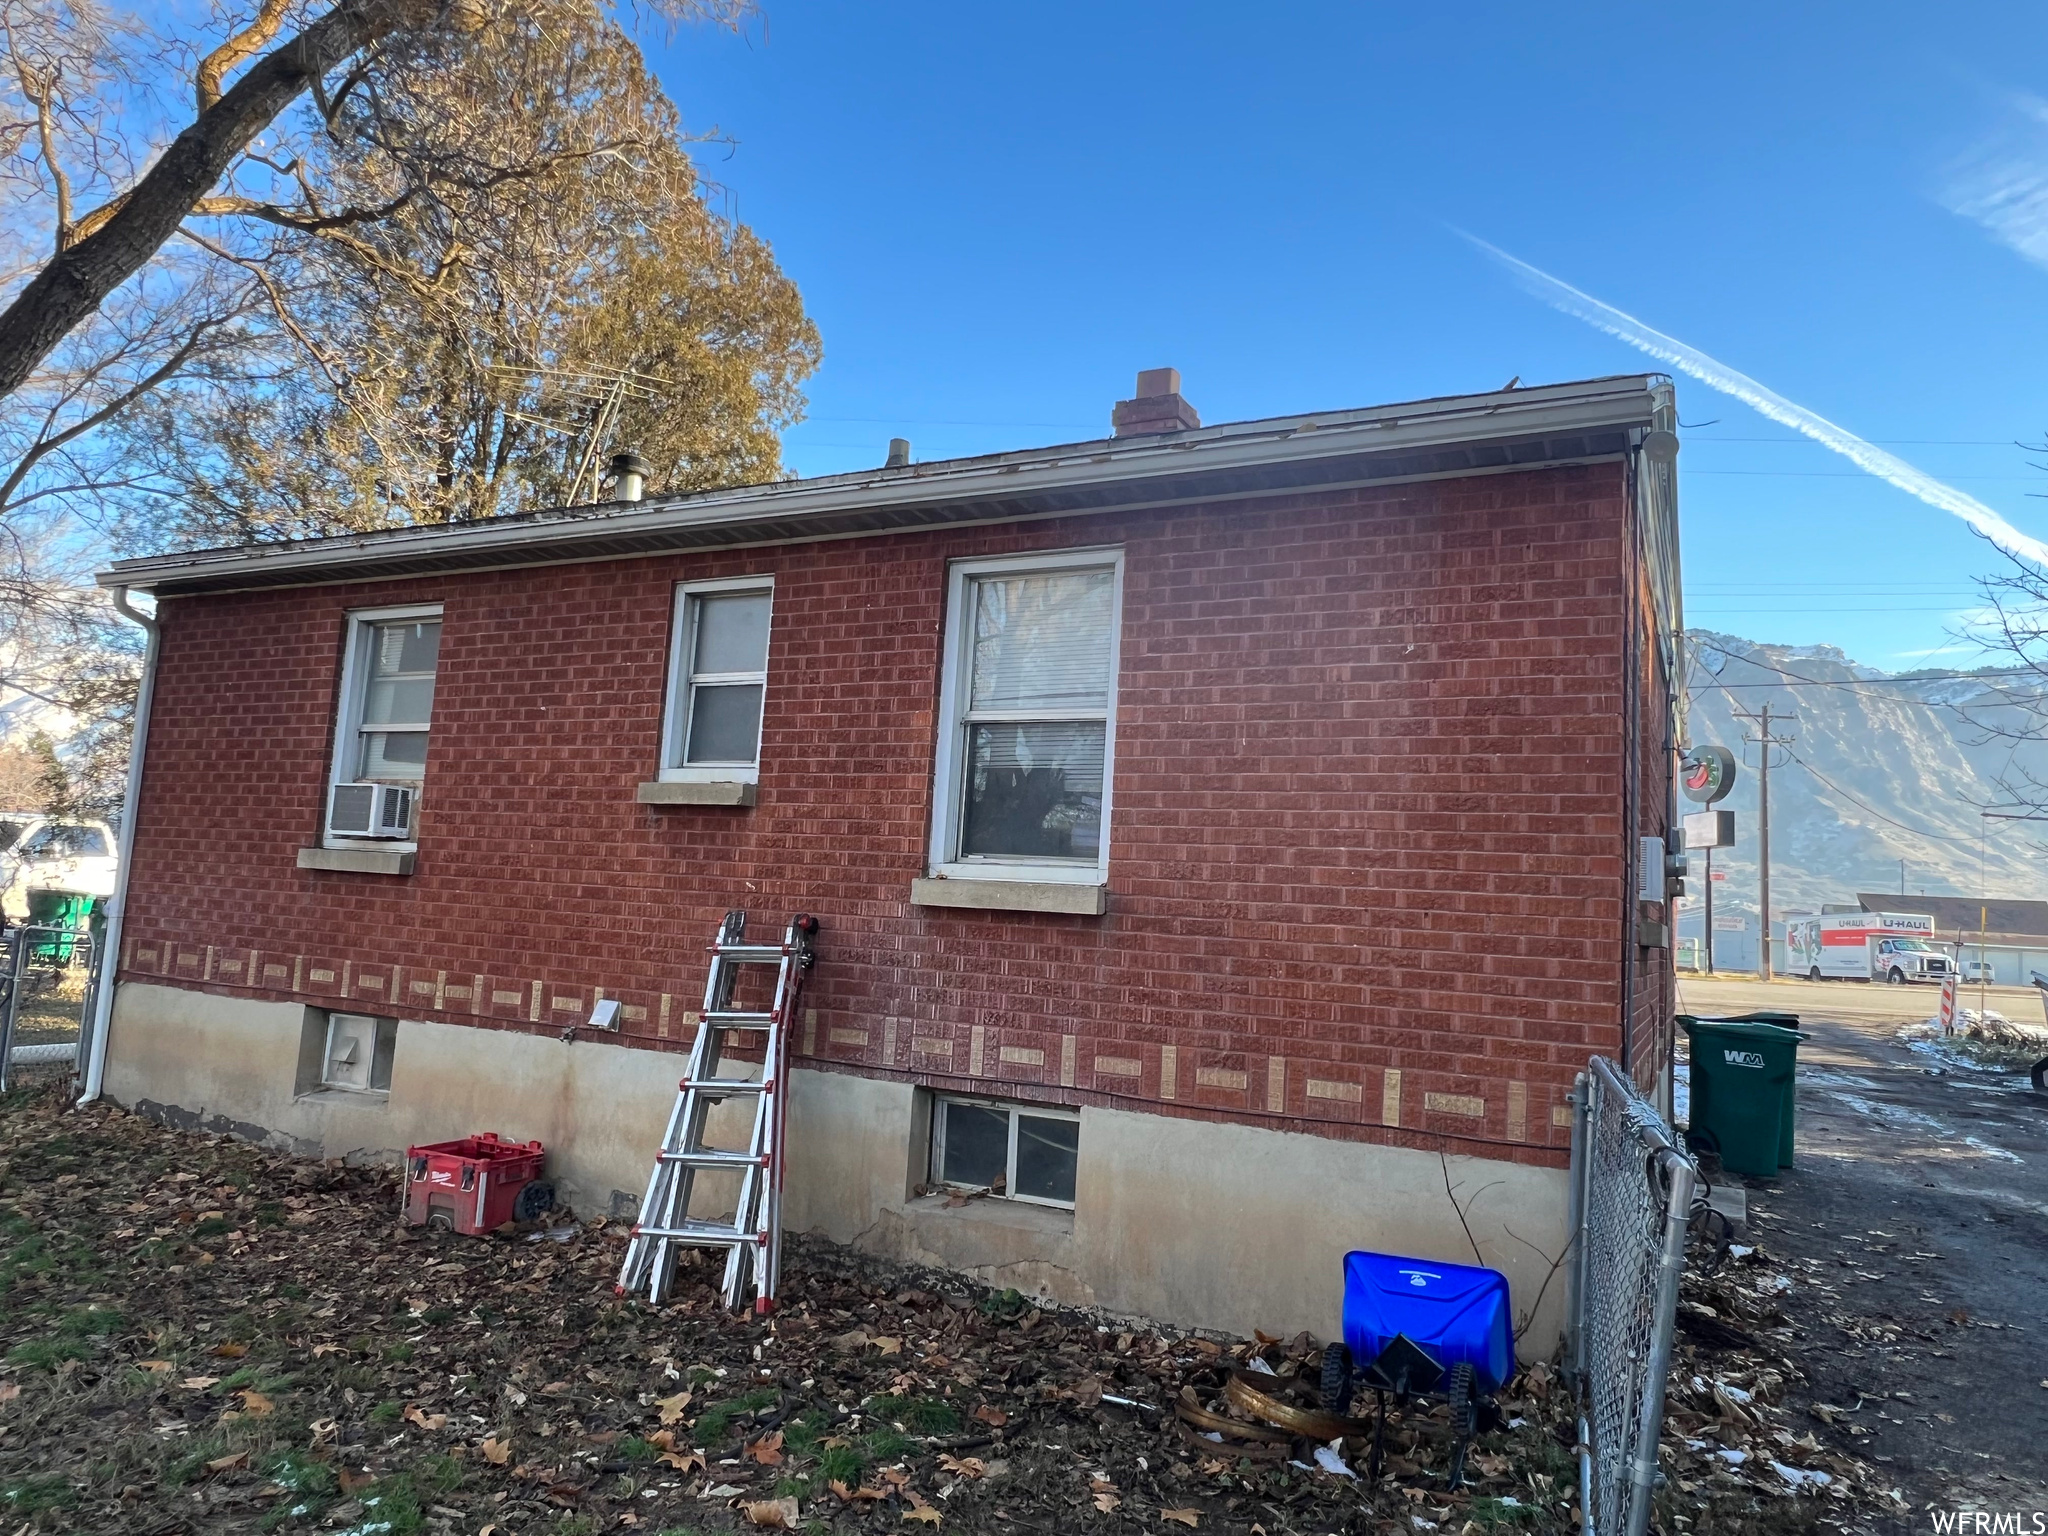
left=107, top=981, right=1573, bottom=1354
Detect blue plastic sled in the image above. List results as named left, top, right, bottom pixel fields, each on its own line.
left=1324, top=1250, right=1514, bottom=1486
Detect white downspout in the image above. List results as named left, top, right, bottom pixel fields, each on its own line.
left=81, top=584, right=158, bottom=1102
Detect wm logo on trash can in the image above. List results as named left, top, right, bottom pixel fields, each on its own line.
left=1721, top=1049, right=1767, bottom=1068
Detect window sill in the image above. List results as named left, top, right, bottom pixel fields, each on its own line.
left=294, top=1086, right=389, bottom=1107
left=637, top=780, right=757, bottom=807
left=298, top=846, right=415, bottom=876
left=906, top=1190, right=1075, bottom=1234
left=909, top=877, right=1107, bottom=916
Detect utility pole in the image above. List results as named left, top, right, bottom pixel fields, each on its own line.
left=1703, top=845, right=1715, bottom=974
left=1733, top=703, right=1797, bottom=981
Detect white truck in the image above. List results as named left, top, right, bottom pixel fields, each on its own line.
left=1787, top=910, right=1954, bottom=984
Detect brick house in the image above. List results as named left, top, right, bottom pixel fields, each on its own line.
left=89, top=370, right=1682, bottom=1348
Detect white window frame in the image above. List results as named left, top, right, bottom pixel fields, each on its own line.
left=320, top=1012, right=397, bottom=1096
left=928, top=1093, right=1079, bottom=1209
left=927, top=547, right=1123, bottom=885
left=658, top=577, right=775, bottom=784
left=326, top=603, right=443, bottom=850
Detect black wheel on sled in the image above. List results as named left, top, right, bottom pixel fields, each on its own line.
left=1445, top=1361, right=1478, bottom=1488
left=1320, top=1341, right=1353, bottom=1415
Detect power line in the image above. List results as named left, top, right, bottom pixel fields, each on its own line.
left=1776, top=745, right=1979, bottom=846
left=1694, top=669, right=2003, bottom=849
left=1688, top=641, right=2045, bottom=706
left=1686, top=435, right=2027, bottom=447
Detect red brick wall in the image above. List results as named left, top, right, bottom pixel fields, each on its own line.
left=121, top=463, right=1648, bottom=1167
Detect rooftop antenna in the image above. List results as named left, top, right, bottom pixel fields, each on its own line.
left=487, top=363, right=671, bottom=505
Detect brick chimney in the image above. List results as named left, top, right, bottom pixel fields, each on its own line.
left=1111, top=367, right=1201, bottom=437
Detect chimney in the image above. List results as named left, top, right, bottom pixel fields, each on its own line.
left=1111, top=367, right=1201, bottom=437
left=606, top=449, right=649, bottom=503
left=886, top=437, right=912, bottom=468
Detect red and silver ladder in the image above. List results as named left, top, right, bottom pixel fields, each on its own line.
left=617, top=910, right=818, bottom=1313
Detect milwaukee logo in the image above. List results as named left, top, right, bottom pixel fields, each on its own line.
left=1722, top=1049, right=1766, bottom=1068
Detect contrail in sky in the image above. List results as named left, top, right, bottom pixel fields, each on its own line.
left=1463, top=233, right=2048, bottom=570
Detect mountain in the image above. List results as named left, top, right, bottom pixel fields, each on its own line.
left=1680, top=632, right=2048, bottom=939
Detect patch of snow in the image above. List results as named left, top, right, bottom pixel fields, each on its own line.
left=1963, top=1137, right=2024, bottom=1163
left=1772, top=1461, right=1833, bottom=1490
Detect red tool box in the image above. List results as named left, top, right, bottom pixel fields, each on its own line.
left=402, top=1134, right=553, bottom=1235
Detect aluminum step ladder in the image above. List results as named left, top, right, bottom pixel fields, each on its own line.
left=617, top=910, right=818, bottom=1313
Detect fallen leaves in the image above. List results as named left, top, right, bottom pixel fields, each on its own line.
left=136, top=1360, right=173, bottom=1375
left=179, top=1375, right=219, bottom=1390
left=402, top=1404, right=447, bottom=1430
left=937, top=1453, right=985, bottom=1479
left=204, top=1451, right=248, bottom=1473
left=971, top=1402, right=1007, bottom=1427
left=234, top=1389, right=273, bottom=1417
left=740, top=1496, right=801, bottom=1528
left=745, top=1429, right=785, bottom=1465
left=902, top=1490, right=943, bottom=1525
left=479, top=1435, right=512, bottom=1465
left=831, top=1480, right=889, bottom=1502
left=655, top=1389, right=693, bottom=1424
left=1161, top=1509, right=1201, bottom=1528
left=207, top=1341, right=248, bottom=1359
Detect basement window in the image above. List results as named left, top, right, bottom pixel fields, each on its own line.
left=658, top=579, right=774, bottom=783
left=321, top=1012, right=396, bottom=1095
left=926, top=548, right=1122, bottom=885
left=929, top=1094, right=1079, bottom=1208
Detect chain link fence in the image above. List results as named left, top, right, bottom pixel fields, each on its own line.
left=0, top=923, right=105, bottom=1093
left=1566, top=1055, right=1697, bottom=1536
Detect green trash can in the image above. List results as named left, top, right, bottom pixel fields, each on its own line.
left=1679, top=1015, right=1806, bottom=1177
left=24, top=889, right=98, bottom=965
left=1695, top=1011, right=1802, bottom=1168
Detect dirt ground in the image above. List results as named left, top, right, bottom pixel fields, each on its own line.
left=0, top=1070, right=1903, bottom=1536
left=1678, top=976, right=2048, bottom=1530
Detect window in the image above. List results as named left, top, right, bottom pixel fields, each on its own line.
left=929, top=549, right=1122, bottom=883
left=321, top=1013, right=396, bottom=1094
left=659, top=580, right=773, bottom=782
left=328, top=606, right=442, bottom=845
left=929, top=1094, right=1079, bottom=1208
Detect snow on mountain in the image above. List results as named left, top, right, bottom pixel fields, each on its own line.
left=1683, top=631, right=2048, bottom=918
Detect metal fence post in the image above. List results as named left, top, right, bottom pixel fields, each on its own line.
left=1626, top=1147, right=1696, bottom=1536
left=1564, top=1071, right=1593, bottom=1388
left=1577, top=1055, right=1698, bottom=1536
left=0, top=929, right=22, bottom=1094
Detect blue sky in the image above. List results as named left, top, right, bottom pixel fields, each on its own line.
left=651, top=2, right=2048, bottom=669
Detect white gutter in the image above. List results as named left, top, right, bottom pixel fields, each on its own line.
left=81, top=584, right=157, bottom=1103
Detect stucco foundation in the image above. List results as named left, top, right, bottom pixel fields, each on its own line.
left=107, top=981, right=1571, bottom=1353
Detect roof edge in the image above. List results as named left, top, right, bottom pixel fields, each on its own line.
left=102, top=374, right=1668, bottom=597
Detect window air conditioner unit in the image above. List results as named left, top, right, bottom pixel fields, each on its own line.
left=327, top=782, right=415, bottom=840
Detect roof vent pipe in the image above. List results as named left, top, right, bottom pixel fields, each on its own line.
left=886, top=438, right=912, bottom=468
left=607, top=450, right=649, bottom=503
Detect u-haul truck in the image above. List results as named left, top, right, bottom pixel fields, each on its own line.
left=1786, top=911, right=1952, bottom=984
